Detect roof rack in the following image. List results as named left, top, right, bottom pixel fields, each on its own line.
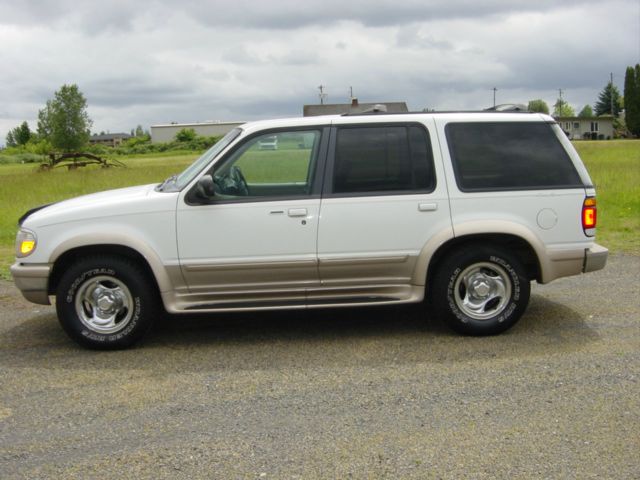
left=483, top=103, right=528, bottom=112
left=341, top=106, right=534, bottom=117
left=341, top=104, right=389, bottom=116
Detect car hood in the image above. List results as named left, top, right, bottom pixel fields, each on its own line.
left=21, top=183, right=172, bottom=228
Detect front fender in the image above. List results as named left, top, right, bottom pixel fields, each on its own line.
left=49, top=231, right=176, bottom=294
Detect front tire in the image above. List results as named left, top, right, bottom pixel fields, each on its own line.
left=56, top=256, right=157, bottom=349
left=432, top=246, right=531, bottom=336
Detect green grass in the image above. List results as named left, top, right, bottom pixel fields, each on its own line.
left=236, top=146, right=313, bottom=183
left=0, top=140, right=638, bottom=280
left=574, top=140, right=640, bottom=254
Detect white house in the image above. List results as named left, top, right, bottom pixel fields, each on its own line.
left=554, top=115, right=615, bottom=140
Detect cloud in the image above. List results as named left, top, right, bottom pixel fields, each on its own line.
left=0, top=0, right=638, bottom=145
left=0, top=0, right=607, bottom=31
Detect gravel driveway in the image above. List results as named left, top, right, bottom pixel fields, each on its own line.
left=1, top=254, right=638, bottom=479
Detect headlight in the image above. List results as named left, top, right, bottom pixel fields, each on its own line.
left=16, top=229, right=37, bottom=258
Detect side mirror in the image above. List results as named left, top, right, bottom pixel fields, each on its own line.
left=194, top=174, right=216, bottom=200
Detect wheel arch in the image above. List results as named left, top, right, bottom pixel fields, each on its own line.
left=48, top=243, right=172, bottom=301
left=425, top=233, right=541, bottom=290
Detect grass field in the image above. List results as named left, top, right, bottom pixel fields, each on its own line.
left=574, top=140, right=640, bottom=254
left=0, top=140, right=638, bottom=280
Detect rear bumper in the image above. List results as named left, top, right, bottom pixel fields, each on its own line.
left=583, top=244, right=608, bottom=273
left=542, top=243, right=608, bottom=283
left=10, top=263, right=51, bottom=305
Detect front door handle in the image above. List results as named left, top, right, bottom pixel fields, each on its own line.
left=418, top=203, right=438, bottom=212
left=288, top=208, right=307, bottom=217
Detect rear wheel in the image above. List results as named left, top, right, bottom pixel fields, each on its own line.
left=56, top=256, right=157, bottom=349
left=432, top=246, right=530, bottom=335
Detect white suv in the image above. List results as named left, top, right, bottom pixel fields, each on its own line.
left=11, top=111, right=608, bottom=349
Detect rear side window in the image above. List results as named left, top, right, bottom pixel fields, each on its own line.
left=333, top=125, right=435, bottom=194
left=446, top=122, right=583, bottom=191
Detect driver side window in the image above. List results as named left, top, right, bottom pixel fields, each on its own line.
left=211, top=130, right=321, bottom=199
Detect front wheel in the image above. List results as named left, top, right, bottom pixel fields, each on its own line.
left=56, top=256, right=157, bottom=349
left=431, top=247, right=531, bottom=336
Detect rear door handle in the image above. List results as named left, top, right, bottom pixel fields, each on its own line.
left=288, top=208, right=307, bottom=217
left=418, top=203, right=438, bottom=212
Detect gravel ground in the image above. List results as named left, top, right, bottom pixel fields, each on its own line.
left=0, top=253, right=638, bottom=479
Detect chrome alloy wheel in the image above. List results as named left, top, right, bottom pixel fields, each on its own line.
left=453, top=262, right=512, bottom=320
left=74, top=275, right=134, bottom=334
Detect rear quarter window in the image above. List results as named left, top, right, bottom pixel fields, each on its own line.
left=445, top=122, right=583, bottom=191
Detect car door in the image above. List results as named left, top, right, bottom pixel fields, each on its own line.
left=314, top=121, right=452, bottom=302
left=176, top=128, right=328, bottom=309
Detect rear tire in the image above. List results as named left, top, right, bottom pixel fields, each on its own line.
left=55, top=256, right=157, bottom=349
left=431, top=246, right=530, bottom=336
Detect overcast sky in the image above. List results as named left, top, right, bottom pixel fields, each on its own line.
left=0, top=0, right=638, bottom=144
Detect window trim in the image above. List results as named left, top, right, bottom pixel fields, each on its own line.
left=185, top=126, right=330, bottom=206
left=322, top=122, right=437, bottom=198
left=444, top=121, right=585, bottom=193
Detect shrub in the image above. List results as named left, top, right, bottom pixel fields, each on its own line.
left=0, top=153, right=44, bottom=164
left=175, top=128, right=197, bottom=142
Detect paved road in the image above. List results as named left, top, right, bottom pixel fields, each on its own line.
left=0, top=254, right=639, bottom=479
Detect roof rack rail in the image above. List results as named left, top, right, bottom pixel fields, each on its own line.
left=341, top=104, right=389, bottom=116
left=484, top=103, right=529, bottom=112
left=341, top=105, right=534, bottom=116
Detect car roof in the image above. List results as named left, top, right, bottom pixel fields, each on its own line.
left=240, top=111, right=552, bottom=134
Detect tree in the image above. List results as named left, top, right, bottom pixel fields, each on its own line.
left=37, top=100, right=53, bottom=139
left=5, top=130, right=16, bottom=147
left=553, top=98, right=575, bottom=117
left=624, top=64, right=640, bottom=136
left=578, top=105, right=594, bottom=118
left=594, top=81, right=622, bottom=117
left=135, top=125, right=144, bottom=137
left=14, top=121, right=32, bottom=145
left=5, top=121, right=32, bottom=147
left=527, top=99, right=549, bottom=114
left=38, top=84, right=92, bottom=152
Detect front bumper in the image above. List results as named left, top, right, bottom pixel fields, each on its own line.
left=10, top=263, right=51, bottom=305
left=583, top=244, right=608, bottom=273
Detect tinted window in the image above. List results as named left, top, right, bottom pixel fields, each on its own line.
left=446, top=122, right=583, bottom=191
left=333, top=125, right=435, bottom=194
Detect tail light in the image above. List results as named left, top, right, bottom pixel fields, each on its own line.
left=582, top=197, right=597, bottom=236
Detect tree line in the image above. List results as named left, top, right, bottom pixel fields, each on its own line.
left=5, top=65, right=640, bottom=150
left=5, top=84, right=91, bottom=152
left=3, top=84, right=218, bottom=156
left=526, top=63, right=640, bottom=137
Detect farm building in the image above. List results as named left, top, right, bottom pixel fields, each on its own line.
left=303, top=98, right=409, bottom=116
left=150, top=121, right=245, bottom=143
left=89, top=133, right=132, bottom=147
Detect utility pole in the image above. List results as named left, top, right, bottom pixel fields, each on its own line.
left=610, top=72, right=614, bottom=116
left=492, top=87, right=497, bottom=107
left=318, top=85, right=328, bottom=105
left=558, top=88, right=564, bottom=115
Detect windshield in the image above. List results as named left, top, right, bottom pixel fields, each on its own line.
left=161, top=127, right=242, bottom=191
